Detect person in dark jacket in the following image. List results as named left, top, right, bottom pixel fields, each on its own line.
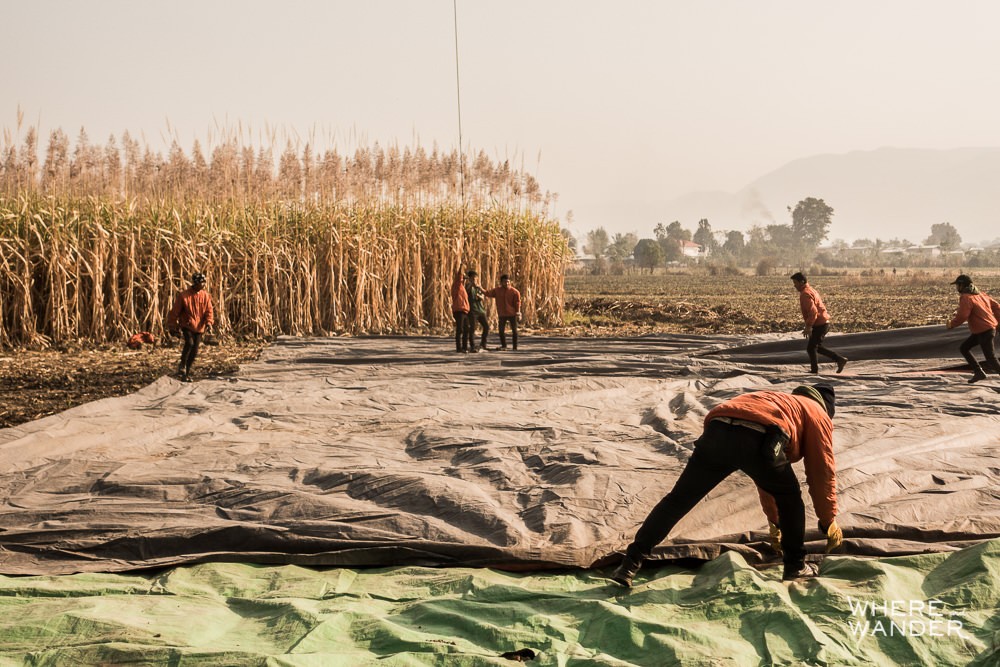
left=611, top=383, right=842, bottom=587
left=947, top=274, right=1000, bottom=383
left=167, top=272, right=214, bottom=382
left=792, top=272, right=848, bottom=374
left=465, top=270, right=489, bottom=352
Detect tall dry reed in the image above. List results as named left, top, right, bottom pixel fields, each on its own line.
left=0, top=125, right=570, bottom=349
left=0, top=195, right=570, bottom=349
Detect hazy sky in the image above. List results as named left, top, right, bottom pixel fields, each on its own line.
left=4, top=1, right=999, bottom=240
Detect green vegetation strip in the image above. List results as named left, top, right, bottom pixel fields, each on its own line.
left=2, top=541, right=999, bottom=666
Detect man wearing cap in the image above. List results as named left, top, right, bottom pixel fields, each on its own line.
left=167, top=272, right=215, bottom=382
left=791, top=272, right=848, bottom=374
left=611, top=383, right=842, bottom=586
left=485, top=274, right=522, bottom=351
left=947, top=274, right=1000, bottom=383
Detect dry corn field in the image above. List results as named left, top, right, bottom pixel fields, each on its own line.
left=0, top=125, right=571, bottom=350
left=0, top=196, right=570, bottom=349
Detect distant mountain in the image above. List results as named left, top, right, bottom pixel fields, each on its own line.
left=659, top=147, right=1000, bottom=243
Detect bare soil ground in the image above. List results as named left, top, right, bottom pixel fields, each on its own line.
left=0, top=338, right=267, bottom=429
left=561, top=272, right=958, bottom=335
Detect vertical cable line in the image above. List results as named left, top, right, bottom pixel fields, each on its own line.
left=453, top=0, right=465, bottom=212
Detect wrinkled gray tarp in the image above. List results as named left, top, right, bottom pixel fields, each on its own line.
left=1, top=328, right=999, bottom=575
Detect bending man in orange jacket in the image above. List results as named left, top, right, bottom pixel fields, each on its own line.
left=612, top=383, right=842, bottom=586
left=946, top=273, right=1000, bottom=383
left=167, top=272, right=214, bottom=382
left=791, top=272, right=847, bottom=374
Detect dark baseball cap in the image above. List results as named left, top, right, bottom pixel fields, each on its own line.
left=950, top=274, right=972, bottom=285
left=793, top=383, right=835, bottom=418
left=813, top=383, right=835, bottom=418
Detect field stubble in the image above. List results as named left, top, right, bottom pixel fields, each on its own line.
left=559, top=271, right=979, bottom=336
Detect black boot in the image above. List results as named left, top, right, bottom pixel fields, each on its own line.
left=836, top=357, right=848, bottom=373
left=611, top=555, right=642, bottom=588
left=969, top=367, right=988, bottom=383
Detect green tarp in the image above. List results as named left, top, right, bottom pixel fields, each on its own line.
left=2, top=539, right=999, bottom=665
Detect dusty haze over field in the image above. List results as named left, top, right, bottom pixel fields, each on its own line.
left=3, top=0, right=999, bottom=242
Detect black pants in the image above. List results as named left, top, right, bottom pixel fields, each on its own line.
left=807, top=323, right=845, bottom=372
left=453, top=311, right=470, bottom=351
left=624, top=419, right=806, bottom=570
left=499, top=316, right=518, bottom=350
left=960, top=328, right=1000, bottom=373
left=468, top=312, right=489, bottom=350
left=180, top=329, right=203, bottom=374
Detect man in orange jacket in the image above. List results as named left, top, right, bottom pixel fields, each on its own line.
left=947, top=274, right=1000, bottom=383
left=612, top=383, right=842, bottom=586
left=451, top=266, right=471, bottom=353
left=485, top=274, right=522, bottom=351
left=792, top=272, right=847, bottom=374
left=167, top=272, right=214, bottom=382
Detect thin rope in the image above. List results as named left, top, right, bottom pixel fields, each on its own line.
left=452, top=0, right=465, bottom=211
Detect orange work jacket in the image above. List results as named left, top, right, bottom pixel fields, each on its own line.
left=167, top=287, right=215, bottom=334
left=706, top=390, right=837, bottom=526
left=949, top=291, right=1000, bottom=334
left=797, top=284, right=830, bottom=327
left=451, top=271, right=469, bottom=313
left=484, top=285, right=521, bottom=318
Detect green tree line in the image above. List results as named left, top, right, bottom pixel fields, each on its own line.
left=573, top=198, right=998, bottom=273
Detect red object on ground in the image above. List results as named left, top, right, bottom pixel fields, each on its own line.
left=126, top=332, right=156, bottom=350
